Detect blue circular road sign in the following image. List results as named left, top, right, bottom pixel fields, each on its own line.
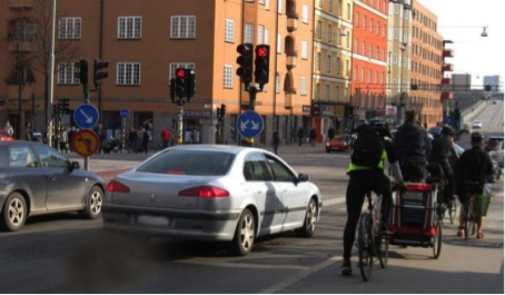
left=74, top=104, right=100, bottom=129
left=237, top=110, right=264, bottom=138
left=120, top=108, right=130, bottom=118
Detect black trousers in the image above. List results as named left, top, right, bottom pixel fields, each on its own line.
left=343, top=169, right=392, bottom=261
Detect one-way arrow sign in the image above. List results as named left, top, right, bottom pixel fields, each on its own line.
left=74, top=104, right=99, bottom=129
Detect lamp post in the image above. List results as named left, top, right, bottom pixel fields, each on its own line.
left=47, top=0, right=57, bottom=147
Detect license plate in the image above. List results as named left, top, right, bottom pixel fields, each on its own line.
left=137, top=215, right=171, bottom=226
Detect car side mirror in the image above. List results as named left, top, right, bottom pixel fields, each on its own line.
left=297, top=173, right=309, bottom=183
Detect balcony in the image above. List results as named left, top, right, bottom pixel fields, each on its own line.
left=284, top=90, right=297, bottom=109
left=10, top=0, right=34, bottom=10
left=442, top=63, right=453, bottom=72
left=441, top=77, right=451, bottom=84
left=286, top=51, right=298, bottom=70
left=287, top=18, right=298, bottom=32
left=443, top=49, right=454, bottom=58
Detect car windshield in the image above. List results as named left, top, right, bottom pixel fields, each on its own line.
left=136, top=150, right=236, bottom=176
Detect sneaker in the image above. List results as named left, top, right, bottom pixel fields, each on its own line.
left=341, top=260, right=353, bottom=276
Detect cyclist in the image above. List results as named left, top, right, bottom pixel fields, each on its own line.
left=454, top=132, right=494, bottom=238
left=429, top=126, right=456, bottom=211
left=394, top=110, right=431, bottom=182
left=341, top=121, right=403, bottom=276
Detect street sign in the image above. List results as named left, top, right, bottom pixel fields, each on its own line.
left=237, top=110, right=264, bottom=138
left=74, top=104, right=99, bottom=129
left=71, top=129, right=100, bottom=157
left=120, top=108, right=130, bottom=118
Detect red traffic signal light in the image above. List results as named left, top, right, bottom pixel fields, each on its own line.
left=254, top=44, right=270, bottom=89
left=236, top=43, right=253, bottom=88
left=176, top=68, right=186, bottom=78
left=175, top=68, right=187, bottom=98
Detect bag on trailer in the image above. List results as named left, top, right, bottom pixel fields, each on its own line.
left=351, top=125, right=384, bottom=167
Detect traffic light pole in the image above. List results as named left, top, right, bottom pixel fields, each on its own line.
left=177, top=102, right=184, bottom=145
left=248, top=86, right=257, bottom=110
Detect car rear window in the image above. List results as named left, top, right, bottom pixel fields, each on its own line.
left=136, top=150, right=235, bottom=176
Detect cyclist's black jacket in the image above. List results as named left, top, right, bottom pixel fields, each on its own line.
left=454, top=146, right=493, bottom=195
left=430, top=135, right=453, bottom=176
left=394, top=122, right=431, bottom=159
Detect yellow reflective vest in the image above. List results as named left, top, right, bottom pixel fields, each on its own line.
left=348, top=149, right=387, bottom=172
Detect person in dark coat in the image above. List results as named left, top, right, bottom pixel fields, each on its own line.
left=93, top=123, right=107, bottom=154
left=297, top=127, right=304, bottom=146
left=327, top=126, right=335, bottom=141
left=309, top=128, right=317, bottom=147
left=141, top=128, right=149, bottom=154
left=430, top=126, right=456, bottom=208
left=272, top=131, right=280, bottom=155
left=128, top=127, right=138, bottom=153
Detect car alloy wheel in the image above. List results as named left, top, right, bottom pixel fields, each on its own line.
left=231, top=209, right=256, bottom=256
left=79, top=186, right=104, bottom=219
left=1, top=192, right=27, bottom=232
left=295, top=198, right=317, bottom=237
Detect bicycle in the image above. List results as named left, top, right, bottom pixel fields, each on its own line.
left=463, top=193, right=478, bottom=240
left=356, top=190, right=389, bottom=282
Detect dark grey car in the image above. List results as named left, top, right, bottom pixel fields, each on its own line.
left=0, top=141, right=106, bottom=231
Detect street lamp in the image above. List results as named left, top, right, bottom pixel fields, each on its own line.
left=481, top=26, right=488, bottom=37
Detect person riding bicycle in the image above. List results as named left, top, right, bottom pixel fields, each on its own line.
left=429, top=126, right=456, bottom=212
left=454, top=132, right=494, bottom=239
left=341, top=121, right=403, bottom=276
left=394, top=110, right=431, bottom=182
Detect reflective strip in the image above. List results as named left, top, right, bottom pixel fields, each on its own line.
left=348, top=150, right=386, bottom=172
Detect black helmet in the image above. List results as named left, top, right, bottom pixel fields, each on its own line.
left=441, top=126, right=455, bottom=136
left=369, top=119, right=388, bottom=130
left=471, top=132, right=484, bottom=143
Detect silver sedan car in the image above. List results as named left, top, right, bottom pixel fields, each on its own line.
left=102, top=145, right=322, bottom=256
left=0, top=141, right=106, bottom=231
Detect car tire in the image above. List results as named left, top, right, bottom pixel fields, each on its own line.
left=78, top=185, right=103, bottom=219
left=295, top=198, right=318, bottom=238
left=230, top=209, right=256, bottom=256
left=1, top=192, right=27, bottom=232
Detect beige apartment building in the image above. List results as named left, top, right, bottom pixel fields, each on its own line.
left=312, top=0, right=353, bottom=141
left=386, top=0, right=413, bottom=126
left=409, top=0, right=444, bottom=127
left=0, top=0, right=314, bottom=148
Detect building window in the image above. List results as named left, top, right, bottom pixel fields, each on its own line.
left=337, top=57, right=341, bottom=75
left=57, top=62, right=79, bottom=84
left=276, top=72, right=281, bottom=93
left=326, top=85, right=330, bottom=100
left=278, top=0, right=283, bottom=14
left=327, top=25, right=332, bottom=43
left=258, top=25, right=265, bottom=44
left=300, top=77, right=307, bottom=95
left=302, top=5, right=309, bottom=23
left=171, top=15, right=196, bottom=39
left=118, top=16, right=142, bottom=39
left=326, top=55, right=331, bottom=73
left=301, top=41, right=308, bottom=59
left=328, top=0, right=333, bottom=12
left=225, top=19, right=234, bottom=42
left=223, top=65, right=233, bottom=88
left=316, top=52, right=321, bottom=70
left=317, top=21, right=322, bottom=39
left=315, top=83, right=320, bottom=99
left=355, top=12, right=359, bottom=26
left=277, top=33, right=282, bottom=53
left=59, top=17, right=81, bottom=40
left=244, top=23, right=254, bottom=43
left=117, top=62, right=141, bottom=85
left=335, top=86, right=340, bottom=101
left=347, top=3, right=351, bottom=20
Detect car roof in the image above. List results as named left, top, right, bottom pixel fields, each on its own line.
left=166, top=144, right=271, bottom=155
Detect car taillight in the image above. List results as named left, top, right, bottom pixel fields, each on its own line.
left=106, top=180, right=130, bottom=193
left=178, top=186, right=229, bottom=198
left=406, top=183, right=432, bottom=192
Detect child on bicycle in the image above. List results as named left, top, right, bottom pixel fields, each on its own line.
left=453, top=132, right=494, bottom=239
left=341, top=121, right=403, bottom=276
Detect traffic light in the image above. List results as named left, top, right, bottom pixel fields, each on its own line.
left=59, top=98, right=70, bottom=114
left=169, top=78, right=176, bottom=102
left=186, top=69, right=196, bottom=101
left=53, top=103, right=60, bottom=117
left=93, top=59, right=108, bottom=88
left=175, top=68, right=187, bottom=98
left=484, top=84, right=492, bottom=91
left=74, top=59, right=88, bottom=85
left=254, top=44, right=270, bottom=89
left=221, top=104, right=226, bottom=117
left=236, top=43, right=253, bottom=87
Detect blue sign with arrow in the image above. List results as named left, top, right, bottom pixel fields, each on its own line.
left=120, top=108, right=130, bottom=118
left=74, top=104, right=99, bottom=129
left=237, top=110, right=264, bottom=138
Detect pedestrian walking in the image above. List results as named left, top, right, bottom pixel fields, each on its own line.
left=327, top=126, right=335, bottom=141
left=309, top=128, right=317, bottom=147
left=272, top=131, right=280, bottom=155
left=93, top=123, right=107, bottom=154
left=60, top=128, right=69, bottom=154
left=128, top=127, right=138, bottom=154
left=4, top=120, right=14, bottom=137
left=297, top=127, right=304, bottom=146
left=141, top=128, right=149, bottom=154
left=161, top=127, right=171, bottom=149
left=68, top=126, right=77, bottom=152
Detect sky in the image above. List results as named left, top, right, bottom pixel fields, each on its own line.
left=419, top=0, right=505, bottom=89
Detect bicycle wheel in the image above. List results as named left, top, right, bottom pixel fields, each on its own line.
left=464, top=199, right=470, bottom=240
left=432, top=220, right=442, bottom=259
left=358, top=213, right=374, bottom=282
left=377, top=234, right=389, bottom=268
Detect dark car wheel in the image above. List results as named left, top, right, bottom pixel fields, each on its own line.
left=230, top=209, right=256, bottom=256
left=78, top=186, right=103, bottom=219
left=1, top=192, right=27, bottom=232
left=295, top=198, right=317, bottom=237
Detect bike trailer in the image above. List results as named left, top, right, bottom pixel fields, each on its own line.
left=389, top=182, right=438, bottom=247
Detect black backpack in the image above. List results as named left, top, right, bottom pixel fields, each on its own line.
left=351, top=125, right=384, bottom=167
